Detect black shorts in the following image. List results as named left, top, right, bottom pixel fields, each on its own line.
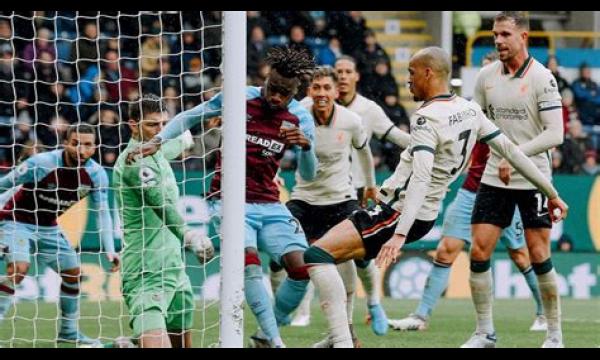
left=349, top=202, right=435, bottom=261
left=471, top=183, right=552, bottom=229
left=286, top=199, right=361, bottom=243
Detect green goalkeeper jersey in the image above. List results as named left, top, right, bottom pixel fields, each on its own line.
left=113, top=138, right=187, bottom=281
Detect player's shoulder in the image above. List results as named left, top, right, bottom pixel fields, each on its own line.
left=288, top=98, right=314, bottom=125
left=477, top=60, right=502, bottom=80
left=528, top=58, right=556, bottom=81
left=355, top=93, right=382, bottom=111
left=246, top=86, right=262, bottom=100
left=335, top=103, right=362, bottom=127
left=28, top=149, right=62, bottom=165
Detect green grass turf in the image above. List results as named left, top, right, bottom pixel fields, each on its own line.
left=0, top=298, right=598, bottom=348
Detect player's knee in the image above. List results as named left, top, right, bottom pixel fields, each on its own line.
left=527, top=245, right=549, bottom=264
left=284, top=264, right=310, bottom=280
left=532, top=258, right=553, bottom=275
left=436, top=241, right=462, bottom=264
left=269, top=259, right=284, bottom=273
left=303, top=246, right=335, bottom=265
left=12, top=263, right=29, bottom=284
left=470, top=259, right=491, bottom=273
left=61, top=268, right=82, bottom=284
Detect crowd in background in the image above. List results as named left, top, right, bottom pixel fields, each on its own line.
left=0, top=11, right=598, bottom=176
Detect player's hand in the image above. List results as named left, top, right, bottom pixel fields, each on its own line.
left=361, top=186, right=378, bottom=208
left=126, top=137, right=162, bottom=164
left=375, top=233, right=406, bottom=269
left=498, top=158, right=512, bottom=185
left=184, top=229, right=215, bottom=264
left=548, top=196, right=569, bottom=223
left=280, top=126, right=311, bottom=151
left=106, top=253, right=121, bottom=272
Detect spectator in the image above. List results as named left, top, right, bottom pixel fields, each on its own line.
left=546, top=55, right=570, bottom=95
left=559, top=119, right=594, bottom=174
left=247, top=11, right=272, bottom=37
left=561, top=88, right=579, bottom=133
left=309, top=11, right=329, bottom=39
left=571, top=62, right=600, bottom=148
left=70, top=22, right=102, bottom=75
left=140, top=35, right=171, bottom=78
left=452, top=11, right=482, bottom=74
left=582, top=150, right=600, bottom=175
left=88, top=106, right=121, bottom=166
left=334, top=11, right=367, bottom=55
left=21, top=27, right=56, bottom=74
left=354, top=29, right=391, bottom=76
left=163, top=86, right=181, bottom=119
left=551, top=148, right=564, bottom=174
left=141, top=55, right=179, bottom=97
left=288, top=25, right=312, bottom=57
left=556, top=234, right=573, bottom=252
left=315, top=36, right=342, bottom=66
left=182, top=56, right=213, bottom=108
left=247, top=25, right=270, bottom=78
left=50, top=82, right=77, bottom=123
left=170, top=30, right=202, bottom=74
left=376, top=92, right=410, bottom=171
left=100, top=49, right=138, bottom=104
left=360, top=58, right=398, bottom=104
left=37, top=114, right=69, bottom=150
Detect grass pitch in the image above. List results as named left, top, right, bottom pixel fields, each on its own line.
left=1, top=298, right=598, bottom=348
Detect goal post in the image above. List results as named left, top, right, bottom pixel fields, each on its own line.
left=219, top=10, right=246, bottom=348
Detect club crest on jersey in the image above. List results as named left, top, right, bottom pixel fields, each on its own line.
left=246, top=134, right=284, bottom=153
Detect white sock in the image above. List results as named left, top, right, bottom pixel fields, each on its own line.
left=337, top=260, right=357, bottom=325
left=357, top=261, right=381, bottom=306
left=537, top=269, right=562, bottom=341
left=308, top=264, right=353, bottom=348
left=469, top=269, right=495, bottom=335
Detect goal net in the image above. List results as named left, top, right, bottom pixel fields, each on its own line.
left=0, top=10, right=244, bottom=348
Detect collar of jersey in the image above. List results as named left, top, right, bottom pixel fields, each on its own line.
left=313, top=104, right=336, bottom=127
left=336, top=92, right=357, bottom=107
left=502, top=55, right=533, bottom=78
left=420, top=93, right=456, bottom=108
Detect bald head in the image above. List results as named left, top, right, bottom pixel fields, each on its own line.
left=410, top=47, right=451, bottom=81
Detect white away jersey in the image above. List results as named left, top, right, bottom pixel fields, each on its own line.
left=293, top=100, right=369, bottom=205
left=344, top=94, right=398, bottom=188
left=378, top=94, right=501, bottom=221
left=474, top=57, right=562, bottom=189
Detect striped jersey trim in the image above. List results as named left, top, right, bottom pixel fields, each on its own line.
left=411, top=145, right=435, bottom=155
left=480, top=130, right=502, bottom=144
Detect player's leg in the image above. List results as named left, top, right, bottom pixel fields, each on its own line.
left=463, top=184, right=514, bottom=348
left=268, top=259, right=286, bottom=296
left=0, top=222, right=32, bottom=320
left=38, top=226, right=99, bottom=345
left=355, top=259, right=388, bottom=336
left=517, top=191, right=563, bottom=348
left=166, top=274, right=194, bottom=348
left=500, top=209, right=546, bottom=331
left=123, top=284, right=173, bottom=348
left=391, top=188, right=475, bottom=331
left=389, top=237, right=465, bottom=331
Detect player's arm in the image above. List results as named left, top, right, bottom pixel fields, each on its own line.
left=478, top=115, right=568, bottom=221
left=126, top=93, right=223, bottom=163
left=89, top=167, right=120, bottom=272
left=133, top=160, right=187, bottom=242
left=290, top=110, right=318, bottom=181
left=371, top=105, right=410, bottom=148
left=352, top=119, right=377, bottom=206
left=376, top=117, right=437, bottom=268
left=161, top=130, right=195, bottom=161
left=0, top=156, right=41, bottom=192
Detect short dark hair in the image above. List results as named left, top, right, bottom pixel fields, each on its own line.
left=311, top=66, right=338, bottom=83
left=129, top=94, right=165, bottom=122
left=494, top=11, right=530, bottom=30
left=66, top=123, right=96, bottom=140
left=335, top=55, right=358, bottom=68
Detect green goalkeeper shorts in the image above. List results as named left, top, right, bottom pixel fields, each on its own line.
left=123, top=271, right=195, bottom=337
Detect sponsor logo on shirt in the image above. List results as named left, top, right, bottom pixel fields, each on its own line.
left=246, top=135, right=285, bottom=154
left=488, top=105, right=528, bottom=121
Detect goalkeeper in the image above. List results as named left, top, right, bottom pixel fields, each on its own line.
left=113, top=94, right=213, bottom=348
